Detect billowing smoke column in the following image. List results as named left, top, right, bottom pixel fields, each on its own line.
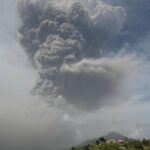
left=18, top=0, right=127, bottom=110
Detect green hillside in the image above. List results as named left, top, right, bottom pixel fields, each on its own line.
left=70, top=138, right=150, bottom=150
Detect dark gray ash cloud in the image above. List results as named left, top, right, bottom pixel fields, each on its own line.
left=18, top=0, right=131, bottom=110
left=61, top=57, right=134, bottom=109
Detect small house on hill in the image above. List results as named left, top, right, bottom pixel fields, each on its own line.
left=106, top=139, right=116, bottom=144
left=118, top=139, right=124, bottom=144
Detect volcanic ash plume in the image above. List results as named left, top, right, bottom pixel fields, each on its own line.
left=18, top=0, right=128, bottom=110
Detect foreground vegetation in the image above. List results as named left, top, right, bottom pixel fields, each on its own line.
left=71, top=138, right=150, bottom=150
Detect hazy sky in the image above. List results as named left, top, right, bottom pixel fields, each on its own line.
left=0, top=0, right=150, bottom=150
